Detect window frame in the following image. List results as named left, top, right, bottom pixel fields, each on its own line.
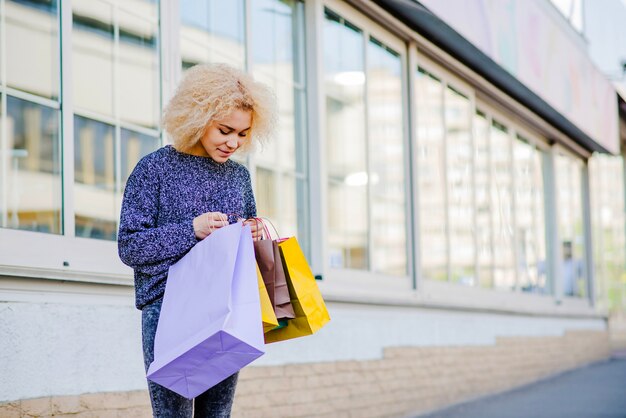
left=552, top=143, right=592, bottom=301
left=320, top=0, right=413, bottom=287
left=474, top=102, right=553, bottom=294
left=413, top=54, right=477, bottom=287
left=0, top=0, right=161, bottom=283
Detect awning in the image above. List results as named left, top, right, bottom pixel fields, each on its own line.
left=374, top=0, right=615, bottom=154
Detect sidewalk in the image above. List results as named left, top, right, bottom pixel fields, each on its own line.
left=417, top=355, right=626, bottom=418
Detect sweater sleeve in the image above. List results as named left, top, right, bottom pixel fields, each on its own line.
left=117, top=157, right=198, bottom=269
left=242, top=167, right=257, bottom=219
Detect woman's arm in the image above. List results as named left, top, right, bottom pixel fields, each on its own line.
left=242, top=167, right=257, bottom=219
left=118, top=158, right=198, bottom=268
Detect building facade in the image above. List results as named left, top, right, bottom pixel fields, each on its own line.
left=1, top=0, right=624, bottom=416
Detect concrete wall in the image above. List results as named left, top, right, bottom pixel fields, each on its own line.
left=0, top=277, right=607, bottom=404
left=0, top=330, right=610, bottom=417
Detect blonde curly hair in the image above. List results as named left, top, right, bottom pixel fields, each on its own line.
left=162, top=63, right=277, bottom=153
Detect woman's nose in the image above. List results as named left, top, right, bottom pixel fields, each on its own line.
left=226, top=137, right=238, bottom=149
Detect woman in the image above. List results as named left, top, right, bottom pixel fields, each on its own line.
left=118, top=63, right=277, bottom=417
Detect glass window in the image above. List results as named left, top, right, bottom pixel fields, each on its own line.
left=323, top=9, right=408, bottom=274
left=474, top=111, right=493, bottom=287
left=6, top=0, right=60, bottom=99
left=120, top=128, right=160, bottom=190
left=72, top=0, right=115, bottom=118
left=74, top=116, right=116, bottom=240
left=514, top=136, right=547, bottom=293
left=324, top=9, right=368, bottom=270
left=491, top=120, right=515, bottom=290
left=445, top=86, right=474, bottom=284
left=555, top=153, right=586, bottom=297
left=118, top=9, right=160, bottom=128
left=180, top=0, right=245, bottom=69
left=250, top=0, right=308, bottom=245
left=177, top=0, right=309, bottom=255
left=589, top=154, right=626, bottom=310
left=1, top=1, right=62, bottom=235
left=72, top=0, right=161, bottom=241
left=415, top=67, right=446, bottom=281
left=368, top=37, right=407, bottom=276
left=2, top=96, right=61, bottom=234
left=73, top=0, right=159, bottom=128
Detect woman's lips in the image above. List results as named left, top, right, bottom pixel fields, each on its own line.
left=218, top=149, right=233, bottom=157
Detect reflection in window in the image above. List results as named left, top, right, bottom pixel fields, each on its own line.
left=514, top=136, right=547, bottom=293
left=324, top=9, right=368, bottom=270
left=180, top=0, right=245, bottom=69
left=474, top=111, right=493, bottom=287
left=367, top=37, right=407, bottom=276
left=251, top=0, right=308, bottom=247
left=120, top=129, right=160, bottom=190
left=3, top=96, right=62, bottom=233
left=446, top=86, right=474, bottom=284
left=416, top=68, right=446, bottom=281
left=6, top=0, right=60, bottom=99
left=74, top=116, right=116, bottom=240
left=73, top=0, right=160, bottom=128
left=589, top=154, right=626, bottom=310
left=555, top=154, right=586, bottom=297
left=72, top=0, right=114, bottom=118
left=118, top=9, right=160, bottom=128
left=491, top=120, right=515, bottom=290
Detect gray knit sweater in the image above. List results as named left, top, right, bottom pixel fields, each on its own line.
left=118, top=145, right=256, bottom=309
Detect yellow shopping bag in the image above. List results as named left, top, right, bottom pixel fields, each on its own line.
left=258, top=265, right=278, bottom=332
left=264, top=237, right=331, bottom=343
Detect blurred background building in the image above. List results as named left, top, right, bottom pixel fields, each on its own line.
left=1, top=0, right=625, bottom=416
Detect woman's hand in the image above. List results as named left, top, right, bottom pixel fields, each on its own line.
left=243, top=219, right=264, bottom=241
left=193, top=212, right=228, bottom=240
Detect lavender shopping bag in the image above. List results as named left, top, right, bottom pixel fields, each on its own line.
left=146, top=222, right=264, bottom=399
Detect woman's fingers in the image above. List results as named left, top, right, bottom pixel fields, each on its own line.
left=243, top=219, right=263, bottom=241
left=207, top=212, right=228, bottom=229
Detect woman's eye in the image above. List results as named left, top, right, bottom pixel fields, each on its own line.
left=238, top=133, right=248, bottom=138
left=219, top=129, right=230, bottom=135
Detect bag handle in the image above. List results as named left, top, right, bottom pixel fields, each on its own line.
left=246, top=217, right=280, bottom=240
left=246, top=217, right=272, bottom=240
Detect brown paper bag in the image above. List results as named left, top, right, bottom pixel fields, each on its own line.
left=253, top=221, right=295, bottom=320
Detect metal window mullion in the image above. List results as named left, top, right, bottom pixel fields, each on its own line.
left=113, top=3, right=122, bottom=230
left=243, top=0, right=260, bottom=219
left=406, top=43, right=419, bottom=289
left=531, top=145, right=541, bottom=289
left=442, top=82, right=451, bottom=282
left=73, top=108, right=159, bottom=137
left=510, top=129, right=520, bottom=291
left=244, top=0, right=252, bottom=74
left=293, top=0, right=310, bottom=254
left=160, top=0, right=181, bottom=120
left=545, top=148, right=562, bottom=300
left=244, top=0, right=254, bottom=177
left=305, top=0, right=327, bottom=278
left=581, top=162, right=594, bottom=305
left=363, top=32, right=372, bottom=272
left=4, top=88, right=60, bottom=109
left=470, top=95, right=478, bottom=287
left=487, top=114, right=495, bottom=287
left=60, top=0, right=75, bottom=237
left=0, top=0, right=7, bottom=228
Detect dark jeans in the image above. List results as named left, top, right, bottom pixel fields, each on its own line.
left=142, top=300, right=238, bottom=418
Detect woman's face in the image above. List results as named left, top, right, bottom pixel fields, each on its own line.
left=194, top=108, right=252, bottom=163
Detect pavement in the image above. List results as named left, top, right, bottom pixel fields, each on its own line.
left=417, top=355, right=626, bottom=418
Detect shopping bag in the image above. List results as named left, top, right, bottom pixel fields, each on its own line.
left=146, top=222, right=264, bottom=399
left=258, top=265, right=278, bottom=332
left=264, top=237, right=331, bottom=344
left=252, top=219, right=296, bottom=320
